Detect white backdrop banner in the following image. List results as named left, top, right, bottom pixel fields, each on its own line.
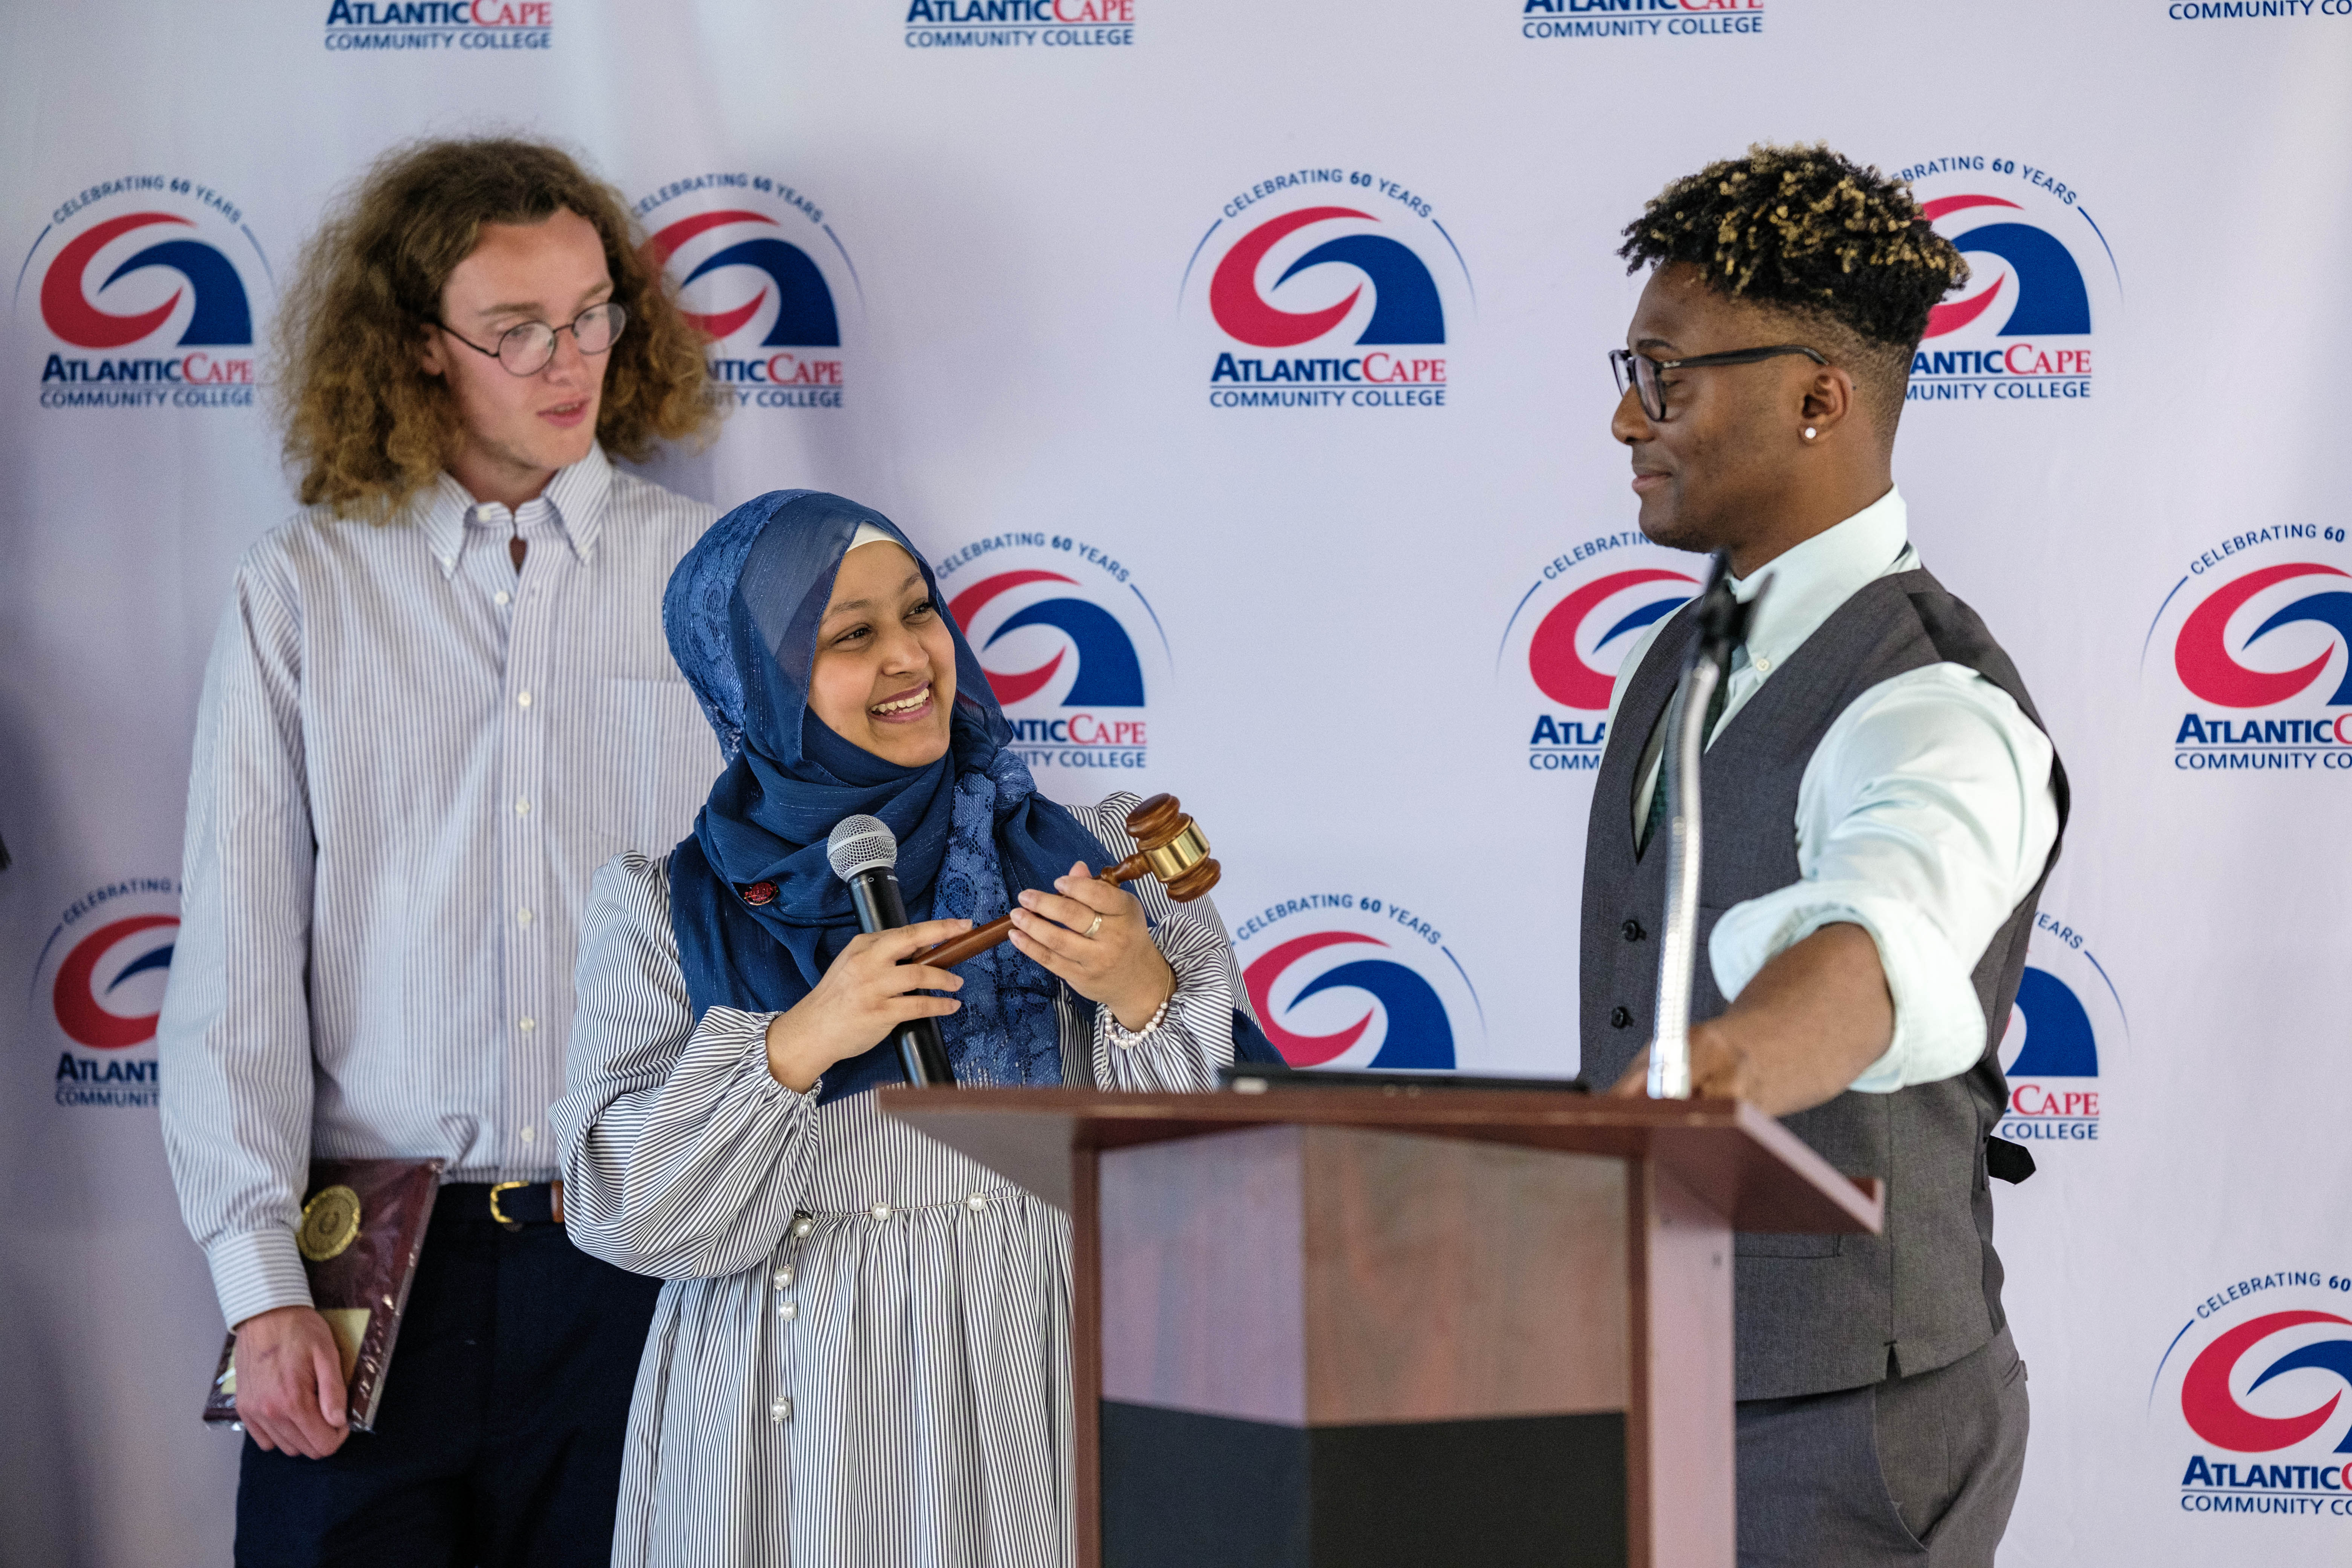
left=4, top=2, right=2350, bottom=1562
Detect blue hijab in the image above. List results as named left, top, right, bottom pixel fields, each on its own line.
left=662, top=490, right=1115, bottom=1101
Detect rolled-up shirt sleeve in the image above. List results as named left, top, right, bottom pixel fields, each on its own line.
left=1707, top=663, right=2059, bottom=1093
left=157, top=552, right=320, bottom=1329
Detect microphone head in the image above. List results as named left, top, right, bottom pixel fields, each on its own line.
left=826, top=815, right=897, bottom=882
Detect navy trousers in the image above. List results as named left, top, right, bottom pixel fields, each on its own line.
left=235, top=1185, right=662, bottom=1568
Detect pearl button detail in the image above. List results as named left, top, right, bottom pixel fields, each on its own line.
left=772, top=1266, right=793, bottom=1288
left=494, top=590, right=511, bottom=606
left=792, top=1218, right=814, bottom=1239
left=515, top=797, right=530, bottom=815
left=518, top=1017, right=536, bottom=1034
left=769, top=1398, right=792, bottom=1423
left=516, top=690, right=532, bottom=708
left=966, top=1194, right=988, bottom=1212
left=779, top=1300, right=798, bottom=1321
left=870, top=1203, right=893, bottom=1222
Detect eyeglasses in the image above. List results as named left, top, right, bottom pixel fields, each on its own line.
left=434, top=301, right=629, bottom=377
left=1608, top=343, right=1827, bottom=422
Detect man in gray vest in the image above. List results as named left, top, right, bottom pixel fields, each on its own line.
left=1580, top=144, right=2067, bottom=1566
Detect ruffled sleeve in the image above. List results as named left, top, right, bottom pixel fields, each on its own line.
left=553, top=853, right=823, bottom=1280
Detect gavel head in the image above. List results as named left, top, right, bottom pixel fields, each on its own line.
left=1121, top=793, right=1221, bottom=902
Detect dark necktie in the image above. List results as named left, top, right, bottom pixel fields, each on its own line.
left=1638, top=655, right=1734, bottom=854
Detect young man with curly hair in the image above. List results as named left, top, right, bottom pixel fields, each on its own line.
left=1580, top=145, right=2064, bottom=1565
left=157, top=138, right=724, bottom=1565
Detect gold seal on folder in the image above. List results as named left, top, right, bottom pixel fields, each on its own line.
left=297, top=1184, right=363, bottom=1262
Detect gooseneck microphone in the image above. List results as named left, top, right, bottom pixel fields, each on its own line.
left=826, top=816, right=957, bottom=1088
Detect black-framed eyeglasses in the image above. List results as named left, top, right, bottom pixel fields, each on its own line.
left=1608, top=343, right=1827, bottom=421
left=434, top=301, right=629, bottom=377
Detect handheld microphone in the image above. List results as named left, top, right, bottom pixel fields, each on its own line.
left=826, top=816, right=957, bottom=1088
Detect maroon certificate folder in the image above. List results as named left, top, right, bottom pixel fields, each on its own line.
left=202, top=1158, right=445, bottom=1433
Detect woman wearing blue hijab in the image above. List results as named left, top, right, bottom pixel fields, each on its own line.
left=553, top=492, right=1254, bottom=1566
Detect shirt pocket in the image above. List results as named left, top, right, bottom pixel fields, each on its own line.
left=592, top=678, right=723, bottom=858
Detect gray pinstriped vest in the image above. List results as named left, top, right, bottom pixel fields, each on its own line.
left=1579, top=568, right=2068, bottom=1401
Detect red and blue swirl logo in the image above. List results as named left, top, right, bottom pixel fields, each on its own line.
left=949, top=570, right=1146, bottom=708
left=2181, top=1311, right=2352, bottom=1454
left=51, top=914, right=178, bottom=1050
left=2173, top=562, right=2352, bottom=709
left=1208, top=206, right=1444, bottom=348
left=1524, top=567, right=1697, bottom=710
left=39, top=212, right=251, bottom=349
left=1921, top=194, right=2092, bottom=341
left=645, top=208, right=840, bottom=348
left=1243, top=932, right=1457, bottom=1070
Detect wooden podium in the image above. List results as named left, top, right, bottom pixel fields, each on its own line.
left=880, top=1086, right=1880, bottom=1568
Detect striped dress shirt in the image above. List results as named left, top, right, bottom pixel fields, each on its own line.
left=553, top=793, right=1243, bottom=1568
left=158, top=447, right=721, bottom=1329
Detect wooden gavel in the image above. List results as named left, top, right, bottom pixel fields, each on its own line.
left=917, top=792, right=1220, bottom=969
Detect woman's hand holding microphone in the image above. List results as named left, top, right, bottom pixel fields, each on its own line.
left=764, top=919, right=971, bottom=1092
left=763, top=860, right=1174, bottom=1091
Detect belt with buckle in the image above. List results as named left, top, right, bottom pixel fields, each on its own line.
left=485, top=1179, right=565, bottom=1229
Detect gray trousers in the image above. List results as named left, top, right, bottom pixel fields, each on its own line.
left=1735, top=1325, right=2029, bottom=1567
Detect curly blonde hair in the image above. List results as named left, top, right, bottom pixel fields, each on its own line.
left=274, top=137, right=715, bottom=521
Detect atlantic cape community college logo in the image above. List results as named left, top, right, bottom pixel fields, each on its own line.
left=1993, top=911, right=2123, bottom=1152
left=1521, top=0, right=1764, bottom=43
left=1231, top=892, right=1482, bottom=1070
left=1182, top=168, right=1470, bottom=411
left=31, top=878, right=179, bottom=1110
left=22, top=178, right=269, bottom=410
left=2144, top=524, right=2352, bottom=776
left=936, top=530, right=1167, bottom=784
left=903, top=0, right=1135, bottom=50
left=2151, top=1273, right=2352, bottom=1518
left=637, top=174, right=858, bottom=411
left=1894, top=154, right=2118, bottom=405
left=1496, top=531, right=1697, bottom=774
left=322, top=1, right=552, bottom=52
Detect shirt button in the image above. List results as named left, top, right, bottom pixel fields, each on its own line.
left=1754, top=655, right=1773, bottom=674
left=769, top=1398, right=792, bottom=1424
left=869, top=1203, right=892, bottom=1222
left=1611, top=1005, right=1634, bottom=1029
left=772, top=1266, right=793, bottom=1288
left=966, top=1193, right=988, bottom=1212
left=791, top=1215, right=814, bottom=1239
left=494, top=590, right=511, bottom=607
left=518, top=1017, right=536, bottom=1034
left=516, top=690, right=532, bottom=708
left=1621, top=919, right=1645, bottom=942
left=779, top=1300, right=798, bottom=1321
left=515, top=797, right=530, bottom=815
left=516, top=908, right=535, bottom=927
left=518, top=1125, right=535, bottom=1144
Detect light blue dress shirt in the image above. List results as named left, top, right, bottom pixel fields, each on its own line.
left=1609, top=487, right=2062, bottom=1093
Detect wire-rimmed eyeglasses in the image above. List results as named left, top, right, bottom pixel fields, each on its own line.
left=435, top=301, right=629, bottom=377
left=1608, top=343, right=1827, bottom=421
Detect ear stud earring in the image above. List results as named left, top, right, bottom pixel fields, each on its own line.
left=1803, top=427, right=1818, bottom=440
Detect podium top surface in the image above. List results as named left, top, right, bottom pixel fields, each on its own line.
left=879, top=1086, right=1882, bottom=1235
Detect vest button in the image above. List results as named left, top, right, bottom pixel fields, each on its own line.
left=1610, top=1006, right=1633, bottom=1029
left=1622, top=919, right=1645, bottom=942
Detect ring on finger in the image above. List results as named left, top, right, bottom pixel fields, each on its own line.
left=1084, top=914, right=1104, bottom=939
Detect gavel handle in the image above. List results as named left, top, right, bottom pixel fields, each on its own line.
left=914, top=852, right=1153, bottom=971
